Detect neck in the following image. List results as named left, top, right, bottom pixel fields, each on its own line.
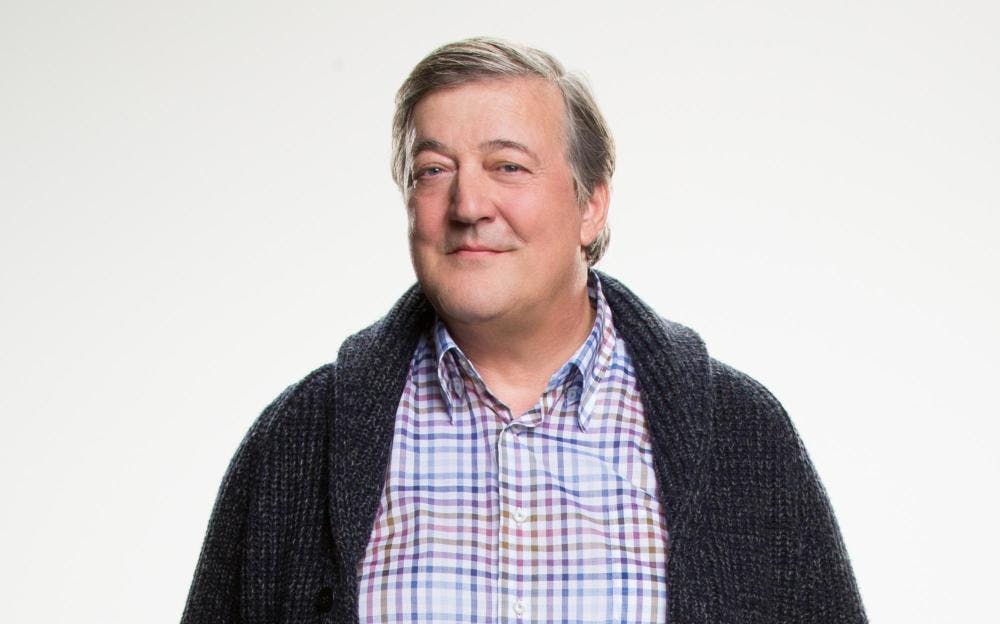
left=442, top=268, right=596, bottom=412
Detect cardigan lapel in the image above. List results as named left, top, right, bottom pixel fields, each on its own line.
left=327, top=271, right=712, bottom=603
left=595, top=271, right=713, bottom=538
left=327, top=284, right=435, bottom=597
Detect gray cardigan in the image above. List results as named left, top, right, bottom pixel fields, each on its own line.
left=181, top=272, right=867, bottom=623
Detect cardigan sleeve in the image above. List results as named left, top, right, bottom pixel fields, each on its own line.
left=708, top=359, right=868, bottom=623
left=771, top=407, right=867, bottom=622
left=180, top=384, right=297, bottom=624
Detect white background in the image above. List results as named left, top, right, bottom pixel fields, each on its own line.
left=2, top=1, right=997, bottom=622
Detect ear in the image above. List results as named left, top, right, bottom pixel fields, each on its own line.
left=579, top=180, right=610, bottom=248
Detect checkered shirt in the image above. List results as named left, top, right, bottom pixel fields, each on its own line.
left=358, top=272, right=669, bottom=622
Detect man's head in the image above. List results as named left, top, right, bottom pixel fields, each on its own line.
left=392, top=38, right=614, bottom=328
left=393, top=37, right=615, bottom=266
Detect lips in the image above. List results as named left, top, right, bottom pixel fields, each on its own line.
left=447, top=243, right=508, bottom=255
left=452, top=246, right=501, bottom=253
left=450, top=249, right=504, bottom=260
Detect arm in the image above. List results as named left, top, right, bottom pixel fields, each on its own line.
left=771, top=404, right=867, bottom=622
left=180, top=385, right=297, bottom=623
left=708, top=359, right=867, bottom=623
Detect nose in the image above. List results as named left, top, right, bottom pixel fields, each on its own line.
left=448, top=167, right=495, bottom=224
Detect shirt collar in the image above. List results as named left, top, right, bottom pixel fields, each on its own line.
left=432, top=270, right=616, bottom=430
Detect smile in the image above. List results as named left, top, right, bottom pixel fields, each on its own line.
left=448, top=247, right=506, bottom=257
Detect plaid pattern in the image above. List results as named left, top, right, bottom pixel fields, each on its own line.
left=358, top=272, right=669, bottom=622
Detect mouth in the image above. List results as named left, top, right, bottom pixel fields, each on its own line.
left=448, top=245, right=507, bottom=257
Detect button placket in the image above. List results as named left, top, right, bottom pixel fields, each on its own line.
left=497, top=422, right=531, bottom=621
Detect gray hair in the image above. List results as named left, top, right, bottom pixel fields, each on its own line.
left=391, top=37, right=615, bottom=266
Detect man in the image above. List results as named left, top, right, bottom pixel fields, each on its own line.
left=182, top=37, right=867, bottom=623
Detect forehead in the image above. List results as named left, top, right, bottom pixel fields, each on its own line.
left=411, top=77, right=566, bottom=147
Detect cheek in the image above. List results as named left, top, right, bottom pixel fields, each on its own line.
left=407, top=203, right=443, bottom=244
left=495, top=187, right=556, bottom=239
left=530, top=176, right=582, bottom=236
left=512, top=196, right=581, bottom=246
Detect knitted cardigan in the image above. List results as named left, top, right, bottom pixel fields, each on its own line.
left=181, top=272, right=867, bottom=623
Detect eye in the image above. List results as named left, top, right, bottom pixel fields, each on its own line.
left=499, top=163, right=524, bottom=173
left=414, top=165, right=445, bottom=182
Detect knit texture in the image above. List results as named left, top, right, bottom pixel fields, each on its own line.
left=181, top=272, right=867, bottom=623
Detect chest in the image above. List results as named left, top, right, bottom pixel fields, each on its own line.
left=355, top=351, right=669, bottom=622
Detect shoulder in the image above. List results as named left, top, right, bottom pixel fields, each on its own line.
left=707, top=357, right=802, bottom=449
left=708, top=357, right=786, bottom=419
left=704, top=359, right=828, bottom=522
left=241, top=280, right=434, bottom=460
left=233, top=362, right=338, bottom=467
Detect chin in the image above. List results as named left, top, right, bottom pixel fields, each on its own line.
left=415, top=266, right=512, bottom=325
left=425, top=281, right=511, bottom=325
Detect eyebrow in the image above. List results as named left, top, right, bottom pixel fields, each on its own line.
left=478, top=139, right=540, bottom=164
left=411, top=138, right=447, bottom=159
left=411, top=138, right=540, bottom=165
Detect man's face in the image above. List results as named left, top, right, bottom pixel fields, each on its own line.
left=407, top=76, right=606, bottom=328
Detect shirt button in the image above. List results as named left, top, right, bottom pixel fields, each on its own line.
left=565, top=386, right=580, bottom=403
left=513, top=508, right=528, bottom=524
left=452, top=378, right=464, bottom=395
left=513, top=598, right=526, bottom=616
